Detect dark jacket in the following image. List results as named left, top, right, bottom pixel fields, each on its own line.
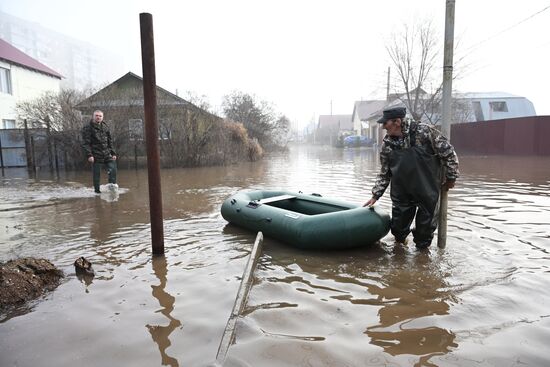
left=81, top=120, right=116, bottom=162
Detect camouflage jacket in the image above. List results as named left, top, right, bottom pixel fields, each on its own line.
left=81, top=120, right=116, bottom=162
left=371, top=119, right=459, bottom=199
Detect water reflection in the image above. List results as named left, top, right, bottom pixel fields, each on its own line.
left=364, top=250, right=458, bottom=362
left=75, top=271, right=94, bottom=292
left=252, top=240, right=459, bottom=365
left=146, top=255, right=181, bottom=367
left=90, top=196, right=118, bottom=244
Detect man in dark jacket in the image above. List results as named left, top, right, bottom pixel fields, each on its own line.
left=364, top=107, right=459, bottom=249
left=81, top=110, right=117, bottom=193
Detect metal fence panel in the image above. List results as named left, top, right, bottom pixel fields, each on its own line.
left=1, top=129, right=26, bottom=167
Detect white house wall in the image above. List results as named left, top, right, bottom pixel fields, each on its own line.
left=464, top=97, right=536, bottom=122
left=352, top=111, right=362, bottom=135
left=0, top=61, right=60, bottom=123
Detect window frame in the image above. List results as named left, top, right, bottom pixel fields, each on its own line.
left=1, top=119, right=16, bottom=129
left=0, top=67, right=13, bottom=95
left=128, top=118, right=144, bottom=141
left=489, top=101, right=508, bottom=112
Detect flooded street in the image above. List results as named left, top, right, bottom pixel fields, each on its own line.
left=1, top=145, right=549, bottom=367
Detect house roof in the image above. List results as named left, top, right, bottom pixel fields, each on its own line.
left=76, top=71, right=189, bottom=108
left=388, top=87, right=428, bottom=102
left=317, top=114, right=353, bottom=131
left=0, top=37, right=63, bottom=79
left=352, top=100, right=387, bottom=121
left=453, top=92, right=523, bottom=99
left=76, top=71, right=221, bottom=120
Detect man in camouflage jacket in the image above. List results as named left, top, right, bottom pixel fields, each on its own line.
left=81, top=110, right=117, bottom=193
left=364, top=107, right=459, bottom=249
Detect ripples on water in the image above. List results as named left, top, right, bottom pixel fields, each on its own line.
left=1, top=147, right=549, bottom=367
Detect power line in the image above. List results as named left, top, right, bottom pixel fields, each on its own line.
left=464, top=4, right=550, bottom=53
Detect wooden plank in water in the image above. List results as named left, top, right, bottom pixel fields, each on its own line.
left=215, top=231, right=264, bottom=364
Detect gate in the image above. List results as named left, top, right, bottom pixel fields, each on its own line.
left=0, top=129, right=27, bottom=167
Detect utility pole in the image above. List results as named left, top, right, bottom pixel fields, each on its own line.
left=437, top=0, right=455, bottom=249
left=378, top=67, right=391, bottom=147
left=386, top=66, right=390, bottom=101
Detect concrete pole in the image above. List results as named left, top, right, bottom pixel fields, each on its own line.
left=437, top=0, right=455, bottom=249
left=140, top=13, right=165, bottom=255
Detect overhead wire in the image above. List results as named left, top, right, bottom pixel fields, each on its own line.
left=463, top=3, right=550, bottom=53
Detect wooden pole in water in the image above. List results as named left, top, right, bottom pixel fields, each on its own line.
left=437, top=0, right=455, bottom=249
left=216, top=232, right=264, bottom=364
left=140, top=13, right=165, bottom=255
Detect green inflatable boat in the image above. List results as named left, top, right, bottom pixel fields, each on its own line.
left=221, top=190, right=390, bottom=250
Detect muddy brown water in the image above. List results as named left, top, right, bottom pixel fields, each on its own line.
left=1, top=145, right=549, bottom=367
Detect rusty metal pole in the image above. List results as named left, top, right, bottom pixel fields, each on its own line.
left=437, top=0, right=455, bottom=249
left=140, top=13, right=164, bottom=255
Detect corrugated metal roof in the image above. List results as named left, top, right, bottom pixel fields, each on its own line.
left=0, top=37, right=63, bottom=79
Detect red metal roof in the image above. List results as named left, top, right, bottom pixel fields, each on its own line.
left=0, top=38, right=63, bottom=79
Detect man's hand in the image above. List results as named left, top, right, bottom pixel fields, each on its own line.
left=363, top=197, right=377, bottom=207
left=442, top=180, right=455, bottom=191
left=88, top=156, right=94, bottom=163
left=112, top=155, right=117, bottom=161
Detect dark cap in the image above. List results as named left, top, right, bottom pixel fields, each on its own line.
left=377, top=107, right=406, bottom=124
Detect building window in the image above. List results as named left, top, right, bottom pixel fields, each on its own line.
left=128, top=119, right=144, bottom=140
left=159, top=119, right=172, bottom=140
left=2, top=119, right=16, bottom=129
left=489, top=101, right=508, bottom=112
left=0, top=67, right=12, bottom=94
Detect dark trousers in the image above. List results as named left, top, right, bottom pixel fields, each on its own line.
left=92, top=160, right=117, bottom=191
left=391, top=199, right=439, bottom=247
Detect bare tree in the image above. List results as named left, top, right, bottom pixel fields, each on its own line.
left=16, top=89, right=91, bottom=169
left=222, top=91, right=289, bottom=151
left=386, top=18, right=472, bottom=126
left=386, top=19, right=441, bottom=123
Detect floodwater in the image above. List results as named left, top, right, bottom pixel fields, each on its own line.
left=1, top=145, right=549, bottom=367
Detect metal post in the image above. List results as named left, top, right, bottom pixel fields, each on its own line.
left=54, top=140, right=60, bottom=178
left=134, top=143, right=138, bottom=169
left=437, top=0, right=455, bottom=249
left=23, top=119, right=33, bottom=170
left=0, top=133, right=5, bottom=177
left=30, top=136, right=37, bottom=175
left=140, top=13, right=165, bottom=255
left=45, top=117, right=54, bottom=172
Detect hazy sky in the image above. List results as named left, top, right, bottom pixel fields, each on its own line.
left=2, top=0, right=549, bottom=125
